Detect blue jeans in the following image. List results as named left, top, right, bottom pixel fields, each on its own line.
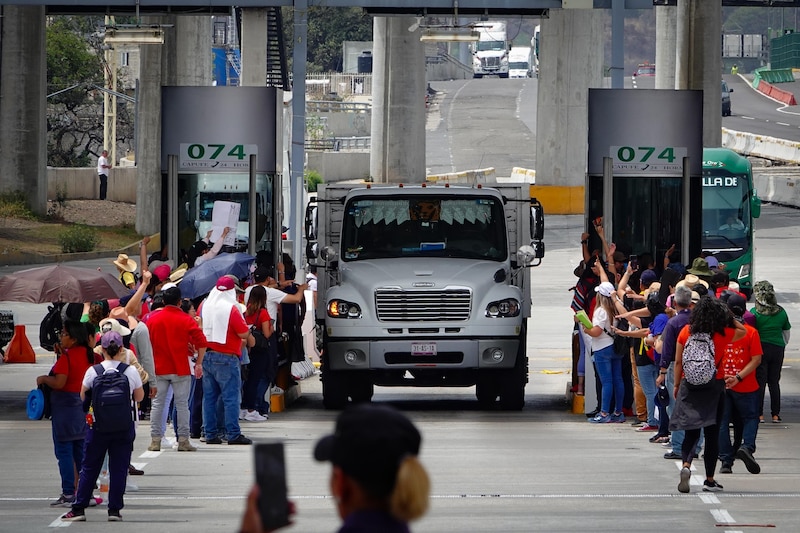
left=594, top=345, right=624, bottom=415
left=202, top=351, right=243, bottom=440
left=637, top=364, right=659, bottom=427
left=53, top=429, right=83, bottom=496
left=719, top=389, right=760, bottom=465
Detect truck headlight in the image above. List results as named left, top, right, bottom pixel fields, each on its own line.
left=328, top=300, right=362, bottom=319
left=501, top=57, right=509, bottom=66
left=738, top=263, right=751, bottom=279
left=485, top=299, right=520, bottom=318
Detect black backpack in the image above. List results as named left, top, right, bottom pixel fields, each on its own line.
left=39, top=303, right=65, bottom=352
left=91, top=363, right=132, bottom=433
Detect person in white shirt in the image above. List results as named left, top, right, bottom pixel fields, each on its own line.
left=97, top=150, right=111, bottom=200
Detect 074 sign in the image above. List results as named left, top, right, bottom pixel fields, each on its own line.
left=179, top=143, right=258, bottom=171
left=610, top=145, right=687, bottom=176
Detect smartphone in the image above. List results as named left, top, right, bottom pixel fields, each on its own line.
left=254, top=442, right=291, bottom=530
left=629, top=255, right=639, bottom=271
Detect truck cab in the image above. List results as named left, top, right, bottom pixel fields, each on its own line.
left=306, top=183, right=544, bottom=410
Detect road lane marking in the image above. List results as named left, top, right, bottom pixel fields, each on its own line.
left=711, top=509, right=736, bottom=523
left=778, top=122, right=791, bottom=126
left=699, top=494, right=720, bottom=504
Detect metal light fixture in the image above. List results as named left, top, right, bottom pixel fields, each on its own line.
left=104, top=27, right=165, bottom=45
left=419, top=28, right=480, bottom=42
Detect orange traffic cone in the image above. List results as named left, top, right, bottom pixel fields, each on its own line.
left=3, top=325, right=35, bottom=363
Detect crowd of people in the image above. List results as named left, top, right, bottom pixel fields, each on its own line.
left=571, top=218, right=790, bottom=493
left=37, top=230, right=315, bottom=522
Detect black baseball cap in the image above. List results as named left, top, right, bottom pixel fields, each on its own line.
left=314, top=404, right=422, bottom=498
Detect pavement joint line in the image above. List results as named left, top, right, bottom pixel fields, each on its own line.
left=711, top=509, right=737, bottom=524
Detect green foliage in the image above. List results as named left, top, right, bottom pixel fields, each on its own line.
left=0, top=192, right=35, bottom=220
left=305, top=169, right=323, bottom=192
left=283, top=7, right=372, bottom=72
left=58, top=225, right=99, bottom=253
left=47, top=17, right=103, bottom=108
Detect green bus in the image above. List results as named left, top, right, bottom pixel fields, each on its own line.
left=701, top=147, right=761, bottom=296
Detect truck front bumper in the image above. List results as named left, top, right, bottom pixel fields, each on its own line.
left=325, top=336, right=520, bottom=371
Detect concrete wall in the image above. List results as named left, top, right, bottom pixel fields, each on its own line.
left=306, top=152, right=370, bottom=182
left=48, top=168, right=137, bottom=203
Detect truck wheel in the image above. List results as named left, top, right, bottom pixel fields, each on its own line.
left=473, top=74, right=483, bottom=79
left=476, top=376, right=500, bottom=408
left=499, top=73, right=509, bottom=79
left=498, top=327, right=528, bottom=411
left=349, top=375, right=374, bottom=403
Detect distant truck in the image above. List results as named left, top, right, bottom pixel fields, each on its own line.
left=305, top=182, right=545, bottom=410
left=472, top=21, right=510, bottom=78
left=508, top=46, right=533, bottom=78
left=532, top=25, right=540, bottom=77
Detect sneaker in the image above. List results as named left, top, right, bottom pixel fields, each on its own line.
left=243, top=410, right=268, bottom=422
left=227, top=434, right=253, bottom=445
left=88, top=496, right=102, bottom=507
left=585, top=409, right=601, bottom=418
left=702, top=480, right=724, bottom=492
left=736, top=447, right=761, bottom=474
left=205, top=437, right=223, bottom=445
left=588, top=413, right=612, bottom=424
left=199, top=435, right=207, bottom=443
left=649, top=433, right=668, bottom=443
left=678, top=466, right=691, bottom=493
left=61, top=510, right=86, bottom=522
left=239, top=409, right=247, bottom=420
left=270, top=385, right=285, bottom=395
left=664, top=451, right=682, bottom=460
left=128, top=464, right=144, bottom=476
left=719, top=463, right=733, bottom=474
left=50, top=494, right=75, bottom=507
left=611, top=412, right=626, bottom=423
left=636, top=424, right=659, bottom=432
left=108, top=510, right=122, bottom=522
left=630, top=419, right=646, bottom=427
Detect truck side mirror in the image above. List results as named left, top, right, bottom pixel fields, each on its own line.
left=751, top=193, right=761, bottom=219
left=530, top=199, right=544, bottom=241
left=305, top=202, right=318, bottom=241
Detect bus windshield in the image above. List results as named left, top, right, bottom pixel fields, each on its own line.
left=340, top=196, right=507, bottom=261
left=701, top=169, right=751, bottom=261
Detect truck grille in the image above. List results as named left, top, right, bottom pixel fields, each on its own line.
left=482, top=57, right=500, bottom=68
left=375, top=288, right=472, bottom=322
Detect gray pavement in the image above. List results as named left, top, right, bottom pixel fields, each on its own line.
left=0, top=208, right=799, bottom=532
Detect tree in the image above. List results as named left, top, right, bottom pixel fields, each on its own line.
left=283, top=7, right=373, bottom=72
left=46, top=16, right=134, bottom=167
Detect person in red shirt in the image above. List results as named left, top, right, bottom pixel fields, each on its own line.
left=242, top=285, right=273, bottom=421
left=670, top=296, right=746, bottom=493
left=145, top=285, right=207, bottom=452
left=200, top=276, right=254, bottom=445
left=718, top=293, right=763, bottom=475
left=36, top=319, right=95, bottom=507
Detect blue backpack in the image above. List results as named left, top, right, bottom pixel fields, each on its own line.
left=91, top=363, right=132, bottom=433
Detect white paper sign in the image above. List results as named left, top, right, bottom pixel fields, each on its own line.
left=210, top=201, right=239, bottom=246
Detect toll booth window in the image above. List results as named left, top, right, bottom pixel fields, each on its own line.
left=199, top=193, right=250, bottom=221
left=341, top=196, right=506, bottom=261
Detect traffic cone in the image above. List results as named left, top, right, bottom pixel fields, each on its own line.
left=3, top=325, right=35, bottom=363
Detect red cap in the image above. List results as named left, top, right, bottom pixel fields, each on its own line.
left=215, top=276, right=235, bottom=291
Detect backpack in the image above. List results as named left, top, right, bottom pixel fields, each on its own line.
left=39, top=303, right=65, bottom=352
left=682, top=332, right=718, bottom=387
left=91, top=363, right=132, bottom=433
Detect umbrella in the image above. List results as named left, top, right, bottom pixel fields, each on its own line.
left=179, top=252, right=255, bottom=299
left=0, top=264, right=130, bottom=303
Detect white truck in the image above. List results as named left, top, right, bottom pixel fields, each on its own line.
left=472, top=21, right=510, bottom=78
left=304, top=182, right=545, bottom=409
left=508, top=46, right=533, bottom=78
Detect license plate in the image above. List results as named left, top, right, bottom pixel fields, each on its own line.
left=411, top=343, right=437, bottom=356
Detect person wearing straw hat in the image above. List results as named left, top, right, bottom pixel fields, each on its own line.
left=112, top=254, right=138, bottom=290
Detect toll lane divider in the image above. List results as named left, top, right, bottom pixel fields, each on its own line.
left=427, top=167, right=496, bottom=183
left=755, top=79, right=797, bottom=106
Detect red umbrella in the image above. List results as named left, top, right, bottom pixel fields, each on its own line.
left=0, top=264, right=130, bottom=303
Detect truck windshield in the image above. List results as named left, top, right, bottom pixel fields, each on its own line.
left=509, top=62, right=529, bottom=69
left=341, top=195, right=508, bottom=261
left=477, top=40, right=505, bottom=52
left=701, top=170, right=751, bottom=259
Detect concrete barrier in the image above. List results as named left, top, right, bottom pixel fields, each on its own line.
left=722, top=127, right=800, bottom=164
left=47, top=167, right=137, bottom=203
left=755, top=79, right=797, bottom=106
left=426, top=167, right=497, bottom=184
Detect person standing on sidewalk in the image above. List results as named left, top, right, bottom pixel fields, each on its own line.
left=97, top=150, right=111, bottom=200
left=61, top=331, right=144, bottom=522
left=145, top=285, right=207, bottom=452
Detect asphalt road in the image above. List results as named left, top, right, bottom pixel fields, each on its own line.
left=722, top=73, right=800, bottom=142
left=1, top=204, right=799, bottom=532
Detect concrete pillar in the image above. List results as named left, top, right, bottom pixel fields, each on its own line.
left=241, top=8, right=268, bottom=86
left=655, top=5, right=677, bottom=90
left=533, top=9, right=604, bottom=212
left=0, top=6, right=47, bottom=216
left=135, top=16, right=165, bottom=236
left=676, top=0, right=722, bottom=146
left=136, top=15, right=212, bottom=235
left=370, top=17, right=426, bottom=183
